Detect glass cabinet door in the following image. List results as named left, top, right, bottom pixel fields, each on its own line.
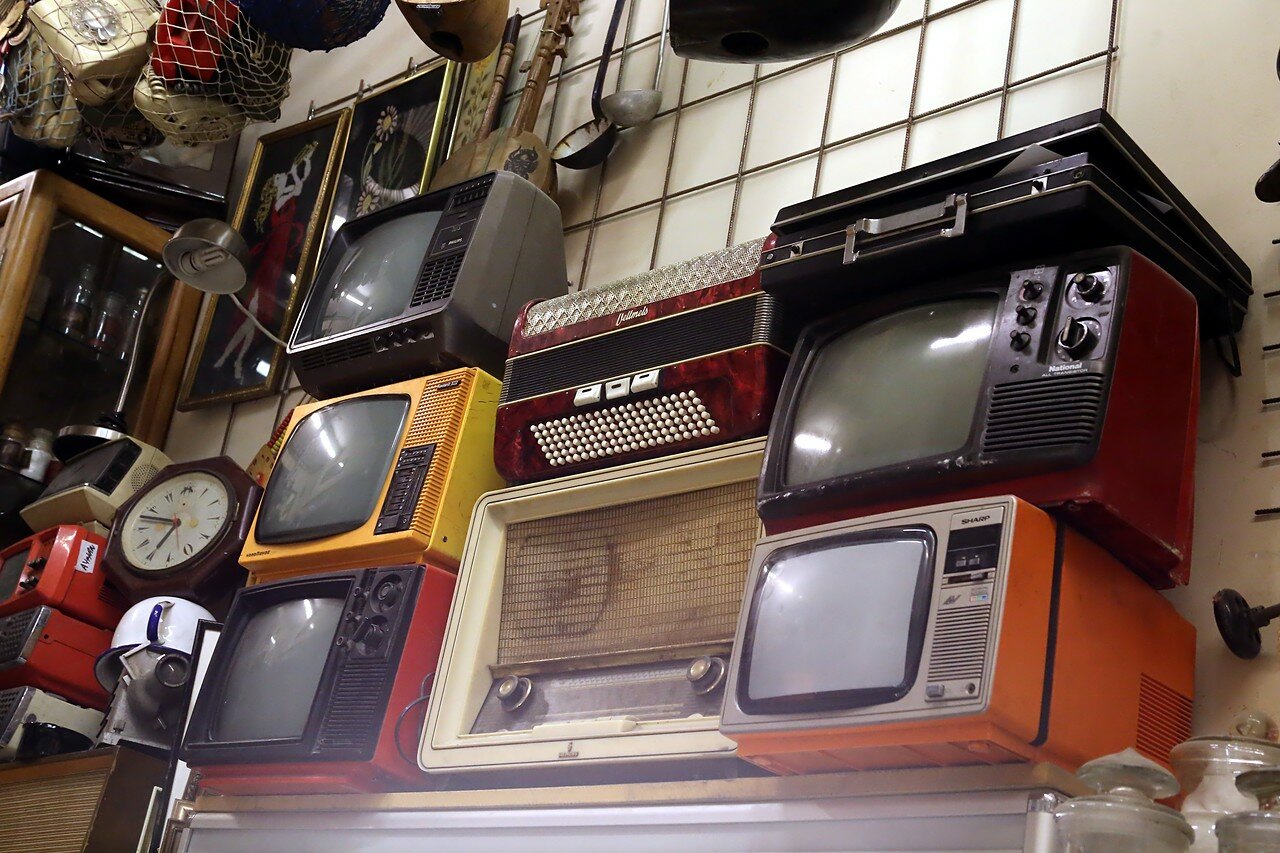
left=0, top=214, right=167, bottom=441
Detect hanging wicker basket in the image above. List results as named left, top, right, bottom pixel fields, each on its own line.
left=232, top=0, right=390, bottom=51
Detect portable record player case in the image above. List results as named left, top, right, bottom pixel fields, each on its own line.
left=760, top=110, right=1251, bottom=340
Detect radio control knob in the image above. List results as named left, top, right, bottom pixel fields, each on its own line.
left=1057, top=318, right=1099, bottom=359
left=1020, top=280, right=1044, bottom=301
left=1071, top=273, right=1106, bottom=303
left=686, top=655, right=727, bottom=695
left=1009, top=330, right=1032, bottom=351
left=497, top=675, right=533, bottom=712
left=1015, top=305, right=1037, bottom=326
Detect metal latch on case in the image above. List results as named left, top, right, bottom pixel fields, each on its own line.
left=844, top=193, right=968, bottom=265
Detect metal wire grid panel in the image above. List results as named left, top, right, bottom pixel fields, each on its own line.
left=498, top=0, right=1123, bottom=290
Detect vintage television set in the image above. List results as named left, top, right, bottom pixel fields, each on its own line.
left=239, top=369, right=504, bottom=581
left=288, top=171, right=569, bottom=399
left=20, top=439, right=171, bottom=533
left=0, top=525, right=127, bottom=629
left=422, top=439, right=765, bottom=780
left=181, top=563, right=455, bottom=794
left=0, top=606, right=112, bottom=709
left=496, top=239, right=795, bottom=483
left=720, top=496, right=1196, bottom=775
left=757, top=246, right=1199, bottom=589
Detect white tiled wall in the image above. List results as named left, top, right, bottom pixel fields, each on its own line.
left=160, top=0, right=1280, bottom=739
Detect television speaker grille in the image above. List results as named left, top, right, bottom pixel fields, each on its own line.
left=1135, top=673, right=1193, bottom=765
left=497, top=479, right=758, bottom=669
left=409, top=253, right=464, bottom=308
left=405, top=370, right=474, bottom=539
left=0, top=688, right=22, bottom=732
left=0, top=608, right=41, bottom=667
left=129, top=464, right=160, bottom=492
left=981, top=374, right=1106, bottom=454
left=297, top=337, right=376, bottom=370
left=316, top=658, right=389, bottom=752
left=926, top=603, right=991, bottom=683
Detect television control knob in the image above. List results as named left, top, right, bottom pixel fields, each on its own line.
left=1020, top=280, right=1044, bottom=301
left=1071, top=272, right=1107, bottom=303
left=1015, top=305, right=1037, bottom=326
left=1009, top=330, right=1032, bottom=351
left=373, top=578, right=403, bottom=609
left=1057, top=318, right=1100, bottom=359
left=686, top=655, right=727, bottom=695
left=497, top=675, right=533, bottom=712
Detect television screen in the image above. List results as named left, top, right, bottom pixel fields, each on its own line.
left=255, top=397, right=410, bottom=545
left=211, top=596, right=344, bottom=742
left=294, top=211, right=443, bottom=345
left=784, top=297, right=998, bottom=487
left=0, top=549, right=26, bottom=601
left=742, top=530, right=933, bottom=709
left=43, top=442, right=123, bottom=495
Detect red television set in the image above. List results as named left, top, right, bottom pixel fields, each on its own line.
left=756, top=246, right=1199, bottom=588
left=180, top=564, right=454, bottom=794
left=0, top=605, right=112, bottom=709
left=0, top=525, right=127, bottom=629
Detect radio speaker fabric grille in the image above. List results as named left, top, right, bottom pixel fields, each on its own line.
left=0, top=767, right=107, bottom=852
left=521, top=239, right=765, bottom=338
left=498, top=480, right=758, bottom=667
left=405, top=375, right=470, bottom=538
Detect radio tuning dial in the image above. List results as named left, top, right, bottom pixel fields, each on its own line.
left=686, top=655, right=727, bottom=695
left=1057, top=318, right=1100, bottom=359
left=1071, top=272, right=1107, bottom=303
left=1020, top=280, right=1044, bottom=301
left=498, top=675, right=533, bottom=712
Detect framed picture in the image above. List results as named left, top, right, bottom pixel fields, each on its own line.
left=177, top=110, right=350, bottom=410
left=326, top=59, right=460, bottom=240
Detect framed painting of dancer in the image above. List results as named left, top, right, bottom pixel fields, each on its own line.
left=177, top=110, right=351, bottom=410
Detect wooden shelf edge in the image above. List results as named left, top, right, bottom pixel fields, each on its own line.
left=194, top=762, right=1087, bottom=814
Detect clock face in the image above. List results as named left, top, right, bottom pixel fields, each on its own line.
left=119, top=470, right=234, bottom=573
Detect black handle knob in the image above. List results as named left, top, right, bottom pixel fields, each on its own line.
left=1020, top=280, right=1044, bottom=301
left=1057, top=318, right=1099, bottom=359
left=1009, top=330, right=1032, bottom=351
left=1214, top=588, right=1280, bottom=659
left=1071, top=273, right=1107, bottom=303
left=1015, top=305, right=1038, bottom=326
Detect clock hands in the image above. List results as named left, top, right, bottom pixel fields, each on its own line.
left=148, top=517, right=180, bottom=561
left=139, top=514, right=174, bottom=525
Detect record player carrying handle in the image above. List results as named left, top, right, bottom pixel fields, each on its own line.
left=843, top=193, right=969, bottom=265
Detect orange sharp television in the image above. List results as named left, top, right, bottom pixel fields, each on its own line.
left=719, top=495, right=1195, bottom=774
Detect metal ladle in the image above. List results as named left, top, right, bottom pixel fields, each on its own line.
left=552, top=0, right=627, bottom=170
left=600, top=2, right=667, bottom=128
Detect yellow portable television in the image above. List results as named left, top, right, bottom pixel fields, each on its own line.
left=239, top=369, right=503, bottom=580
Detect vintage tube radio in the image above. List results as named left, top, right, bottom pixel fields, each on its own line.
left=422, top=439, right=766, bottom=779
left=0, top=687, right=104, bottom=762
left=239, top=369, right=504, bottom=580
left=0, top=606, right=112, bottom=709
left=720, top=496, right=1195, bottom=775
left=758, top=247, right=1199, bottom=588
left=495, top=239, right=792, bottom=483
left=0, top=525, right=127, bottom=629
left=182, top=564, right=455, bottom=794
left=20, top=439, right=171, bottom=532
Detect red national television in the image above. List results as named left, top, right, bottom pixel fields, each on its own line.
left=180, top=564, right=454, bottom=794
left=0, top=525, right=127, bottom=629
left=756, top=246, right=1199, bottom=588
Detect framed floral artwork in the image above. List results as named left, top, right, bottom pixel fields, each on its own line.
left=326, top=59, right=460, bottom=241
left=177, top=110, right=350, bottom=410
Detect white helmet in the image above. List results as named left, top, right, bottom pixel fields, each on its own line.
left=94, top=596, right=214, bottom=690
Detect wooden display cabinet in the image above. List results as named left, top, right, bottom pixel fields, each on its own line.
left=0, top=170, right=202, bottom=450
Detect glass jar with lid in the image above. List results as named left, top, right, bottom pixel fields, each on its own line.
left=1171, top=710, right=1280, bottom=850
left=1054, top=749, right=1194, bottom=852
left=1215, top=768, right=1280, bottom=851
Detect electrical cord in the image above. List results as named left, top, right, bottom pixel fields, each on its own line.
left=227, top=292, right=287, bottom=347
left=394, top=672, right=435, bottom=766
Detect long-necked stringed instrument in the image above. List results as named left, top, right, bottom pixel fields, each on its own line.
left=430, top=0, right=579, bottom=195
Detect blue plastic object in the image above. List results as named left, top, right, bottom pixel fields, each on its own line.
left=232, top=0, right=391, bottom=51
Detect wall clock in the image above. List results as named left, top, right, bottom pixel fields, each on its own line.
left=105, top=456, right=261, bottom=615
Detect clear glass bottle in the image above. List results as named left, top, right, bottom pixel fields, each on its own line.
left=1054, top=749, right=1194, bottom=852
left=87, top=291, right=128, bottom=357
left=1171, top=711, right=1280, bottom=850
left=19, top=429, right=52, bottom=482
left=55, top=265, right=97, bottom=342
left=1215, top=768, right=1280, bottom=851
